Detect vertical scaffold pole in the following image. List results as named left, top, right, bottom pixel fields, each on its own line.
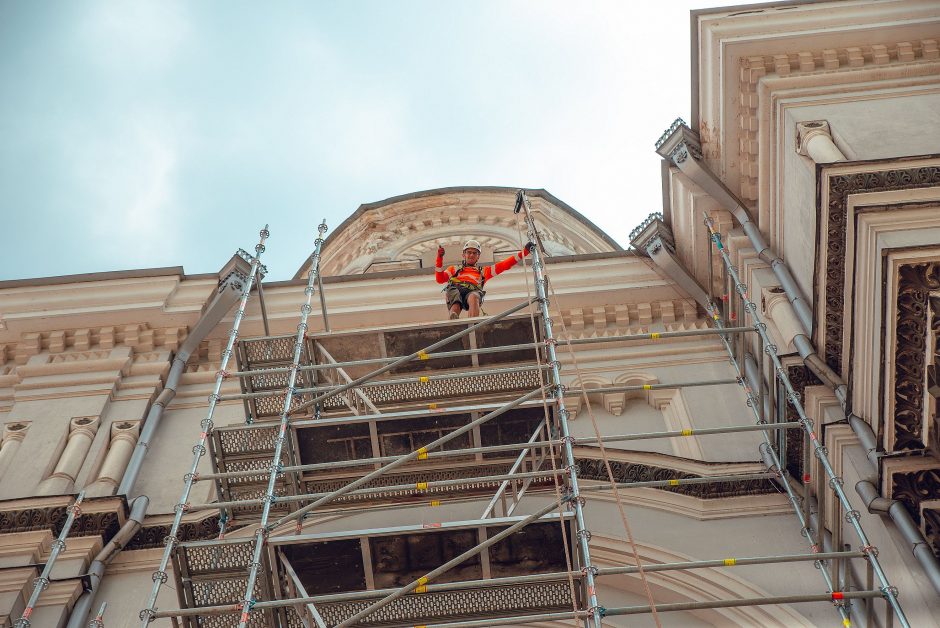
left=703, top=217, right=910, bottom=628
left=15, top=491, right=85, bottom=627
left=704, top=308, right=851, bottom=626
left=88, top=601, right=107, bottom=628
left=236, top=221, right=327, bottom=628
left=523, top=208, right=603, bottom=628
left=139, top=224, right=270, bottom=626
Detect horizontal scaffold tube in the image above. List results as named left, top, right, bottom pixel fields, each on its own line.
left=227, top=326, right=758, bottom=378
left=186, top=469, right=564, bottom=512
left=219, top=363, right=548, bottom=402
left=288, top=298, right=537, bottom=416
left=604, top=590, right=885, bottom=617
left=150, top=550, right=866, bottom=619
left=268, top=387, right=547, bottom=530
left=188, top=470, right=776, bottom=514
left=198, top=421, right=801, bottom=483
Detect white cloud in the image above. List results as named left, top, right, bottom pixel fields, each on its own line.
left=73, top=113, right=185, bottom=265
left=76, top=0, right=191, bottom=71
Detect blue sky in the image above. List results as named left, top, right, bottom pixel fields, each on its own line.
left=0, top=1, right=747, bottom=281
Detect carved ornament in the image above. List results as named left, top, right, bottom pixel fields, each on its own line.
left=819, top=164, right=940, bottom=375
left=891, top=261, right=940, bottom=452
left=576, top=456, right=775, bottom=499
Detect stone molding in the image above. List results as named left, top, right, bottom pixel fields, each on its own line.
left=737, top=40, right=939, bottom=199
left=890, top=260, right=940, bottom=452
left=884, top=456, right=940, bottom=556
left=7, top=325, right=186, bottom=366
left=0, top=495, right=124, bottom=555
left=309, top=188, right=619, bottom=277
left=816, top=158, right=940, bottom=376
left=697, top=0, right=939, bottom=201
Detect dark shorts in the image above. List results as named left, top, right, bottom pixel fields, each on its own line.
left=445, top=284, right=485, bottom=310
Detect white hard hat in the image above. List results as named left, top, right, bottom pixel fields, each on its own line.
left=463, top=239, right=482, bottom=252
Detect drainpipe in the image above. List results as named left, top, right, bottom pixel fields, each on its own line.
left=118, top=253, right=261, bottom=497
left=66, top=496, right=149, bottom=628
left=653, top=119, right=940, bottom=594
left=856, top=481, right=940, bottom=594
left=655, top=122, right=813, bottom=333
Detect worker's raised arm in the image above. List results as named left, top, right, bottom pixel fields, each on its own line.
left=483, top=242, right=532, bottom=281
left=435, top=245, right=454, bottom=284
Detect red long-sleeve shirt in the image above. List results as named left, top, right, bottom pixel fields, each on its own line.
left=435, top=250, right=528, bottom=287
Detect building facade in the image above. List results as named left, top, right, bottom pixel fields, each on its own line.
left=0, top=1, right=938, bottom=626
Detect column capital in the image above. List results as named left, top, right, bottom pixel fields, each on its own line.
left=796, top=120, right=832, bottom=155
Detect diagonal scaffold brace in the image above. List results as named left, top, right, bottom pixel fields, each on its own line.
left=15, top=491, right=85, bottom=628
left=704, top=215, right=911, bottom=628
left=235, top=220, right=328, bottom=628
left=138, top=224, right=270, bottom=626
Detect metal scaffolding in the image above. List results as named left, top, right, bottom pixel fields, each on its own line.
left=15, top=491, right=85, bottom=628
left=135, top=200, right=912, bottom=628
left=139, top=225, right=270, bottom=626
left=703, top=217, right=910, bottom=627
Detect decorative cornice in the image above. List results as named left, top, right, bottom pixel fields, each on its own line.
left=735, top=39, right=939, bottom=199
left=576, top=454, right=776, bottom=499
left=655, top=117, right=687, bottom=150
left=9, top=325, right=187, bottom=365
left=125, top=513, right=222, bottom=550
left=628, top=212, right=668, bottom=248
left=0, top=496, right=124, bottom=543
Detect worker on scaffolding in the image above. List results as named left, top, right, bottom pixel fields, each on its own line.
left=436, top=239, right=533, bottom=319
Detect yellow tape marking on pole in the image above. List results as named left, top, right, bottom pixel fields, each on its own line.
left=417, top=351, right=429, bottom=360
left=724, top=558, right=736, bottom=566
left=843, top=620, right=851, bottom=628
left=643, top=384, right=652, bottom=390
left=681, top=429, right=693, bottom=436
left=417, top=447, right=428, bottom=460
left=416, top=482, right=428, bottom=491
left=429, top=500, right=441, bottom=507
left=427, top=403, right=438, bottom=410
left=419, top=376, right=429, bottom=383
left=415, top=576, right=429, bottom=594
left=650, top=332, right=661, bottom=339
left=668, top=479, right=680, bottom=486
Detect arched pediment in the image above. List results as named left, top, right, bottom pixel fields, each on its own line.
left=296, top=187, right=621, bottom=278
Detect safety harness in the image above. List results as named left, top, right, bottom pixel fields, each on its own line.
left=446, top=262, right=486, bottom=290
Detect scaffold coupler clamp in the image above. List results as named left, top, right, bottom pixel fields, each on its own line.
left=139, top=607, right=157, bottom=623
left=881, top=585, right=899, bottom=599
left=830, top=591, right=848, bottom=609
left=582, top=565, right=600, bottom=578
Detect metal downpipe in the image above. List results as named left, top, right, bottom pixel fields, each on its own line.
left=66, top=496, right=150, bottom=628
left=669, top=144, right=940, bottom=595
left=118, top=274, right=244, bottom=497
left=673, top=150, right=814, bottom=333
left=856, top=481, right=940, bottom=594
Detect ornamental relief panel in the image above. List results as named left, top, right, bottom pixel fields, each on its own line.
left=817, top=163, right=940, bottom=378
left=890, top=261, right=940, bottom=454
